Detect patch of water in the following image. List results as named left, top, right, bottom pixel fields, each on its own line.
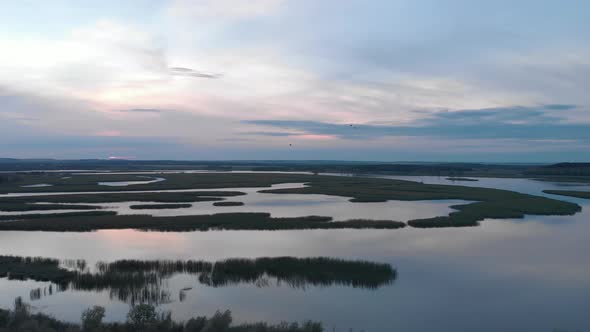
left=98, top=176, right=166, bottom=187
left=19, top=184, right=53, bottom=188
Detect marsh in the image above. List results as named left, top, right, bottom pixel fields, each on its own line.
left=0, top=172, right=588, bottom=331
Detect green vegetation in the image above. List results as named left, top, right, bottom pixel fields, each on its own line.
left=0, top=174, right=24, bottom=184
left=543, top=190, right=590, bottom=199
left=0, top=173, right=151, bottom=190
left=0, top=191, right=244, bottom=204
left=260, top=175, right=581, bottom=227
left=525, top=163, right=590, bottom=177
left=0, top=299, right=324, bottom=332
left=213, top=201, right=245, bottom=207
left=0, top=211, right=117, bottom=221
left=1, top=255, right=395, bottom=289
left=0, top=173, right=314, bottom=193
left=0, top=213, right=406, bottom=231
left=129, top=204, right=192, bottom=210
left=446, top=177, right=478, bottom=181
left=533, top=177, right=590, bottom=183
left=0, top=172, right=581, bottom=228
left=0, top=190, right=244, bottom=213
left=408, top=196, right=582, bottom=228
left=1, top=159, right=590, bottom=181
left=97, top=257, right=396, bottom=289
left=1, top=255, right=395, bottom=305
left=0, top=202, right=100, bottom=212
left=0, top=256, right=73, bottom=283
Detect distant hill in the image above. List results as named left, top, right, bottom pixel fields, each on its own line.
left=543, top=162, right=590, bottom=168
left=0, top=158, right=58, bottom=163
left=0, top=158, right=586, bottom=178
left=0, top=158, right=519, bottom=174
left=526, top=162, right=590, bottom=176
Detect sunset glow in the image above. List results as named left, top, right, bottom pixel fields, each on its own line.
left=1, top=1, right=589, bottom=161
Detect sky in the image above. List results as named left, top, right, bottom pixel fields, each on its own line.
left=1, top=0, right=589, bottom=162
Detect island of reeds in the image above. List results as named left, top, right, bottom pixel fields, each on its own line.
left=129, top=204, right=192, bottom=210
left=212, top=201, right=245, bottom=207
left=0, top=172, right=582, bottom=229
left=1, top=255, right=397, bottom=305
left=543, top=190, right=590, bottom=199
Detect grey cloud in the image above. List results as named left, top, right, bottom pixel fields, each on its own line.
left=421, top=105, right=575, bottom=125
left=544, top=104, right=577, bottom=110
left=0, top=115, right=39, bottom=122
left=243, top=105, right=590, bottom=141
left=217, top=137, right=259, bottom=142
left=2, top=135, right=176, bottom=149
left=240, top=131, right=301, bottom=137
left=0, top=134, right=213, bottom=160
left=118, top=108, right=164, bottom=113
left=169, top=67, right=222, bottom=79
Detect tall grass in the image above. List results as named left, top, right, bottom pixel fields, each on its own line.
left=1, top=255, right=396, bottom=305
left=129, top=204, right=192, bottom=210
left=0, top=213, right=406, bottom=232
left=1, top=172, right=581, bottom=229
left=543, top=190, right=590, bottom=199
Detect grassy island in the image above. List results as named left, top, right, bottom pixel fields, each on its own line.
left=129, top=204, right=192, bottom=210
left=0, top=172, right=581, bottom=229
left=543, top=190, right=590, bottom=199
left=0, top=213, right=406, bottom=232
left=213, top=201, right=245, bottom=207
left=1, top=255, right=396, bottom=296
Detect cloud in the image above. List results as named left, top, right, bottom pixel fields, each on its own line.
left=108, top=156, right=135, bottom=160
left=419, top=104, right=575, bottom=125
left=545, top=104, right=577, bottom=110
left=243, top=105, right=590, bottom=141
left=167, top=0, right=285, bottom=20
left=118, top=108, right=164, bottom=113
left=169, top=67, right=222, bottom=79
left=216, top=137, right=259, bottom=142
left=1, top=2, right=589, bottom=161
left=241, top=131, right=299, bottom=137
left=0, top=86, right=245, bottom=152
left=95, top=130, right=123, bottom=137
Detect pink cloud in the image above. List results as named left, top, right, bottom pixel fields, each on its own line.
left=298, top=134, right=337, bottom=140
left=108, top=156, right=135, bottom=160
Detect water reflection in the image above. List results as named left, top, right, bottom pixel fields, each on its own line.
left=20, top=184, right=53, bottom=188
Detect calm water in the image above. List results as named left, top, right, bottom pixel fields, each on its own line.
left=0, top=174, right=589, bottom=332
left=19, top=183, right=53, bottom=188
left=98, top=176, right=166, bottom=187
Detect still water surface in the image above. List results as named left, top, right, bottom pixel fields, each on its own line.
left=0, top=174, right=589, bottom=332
